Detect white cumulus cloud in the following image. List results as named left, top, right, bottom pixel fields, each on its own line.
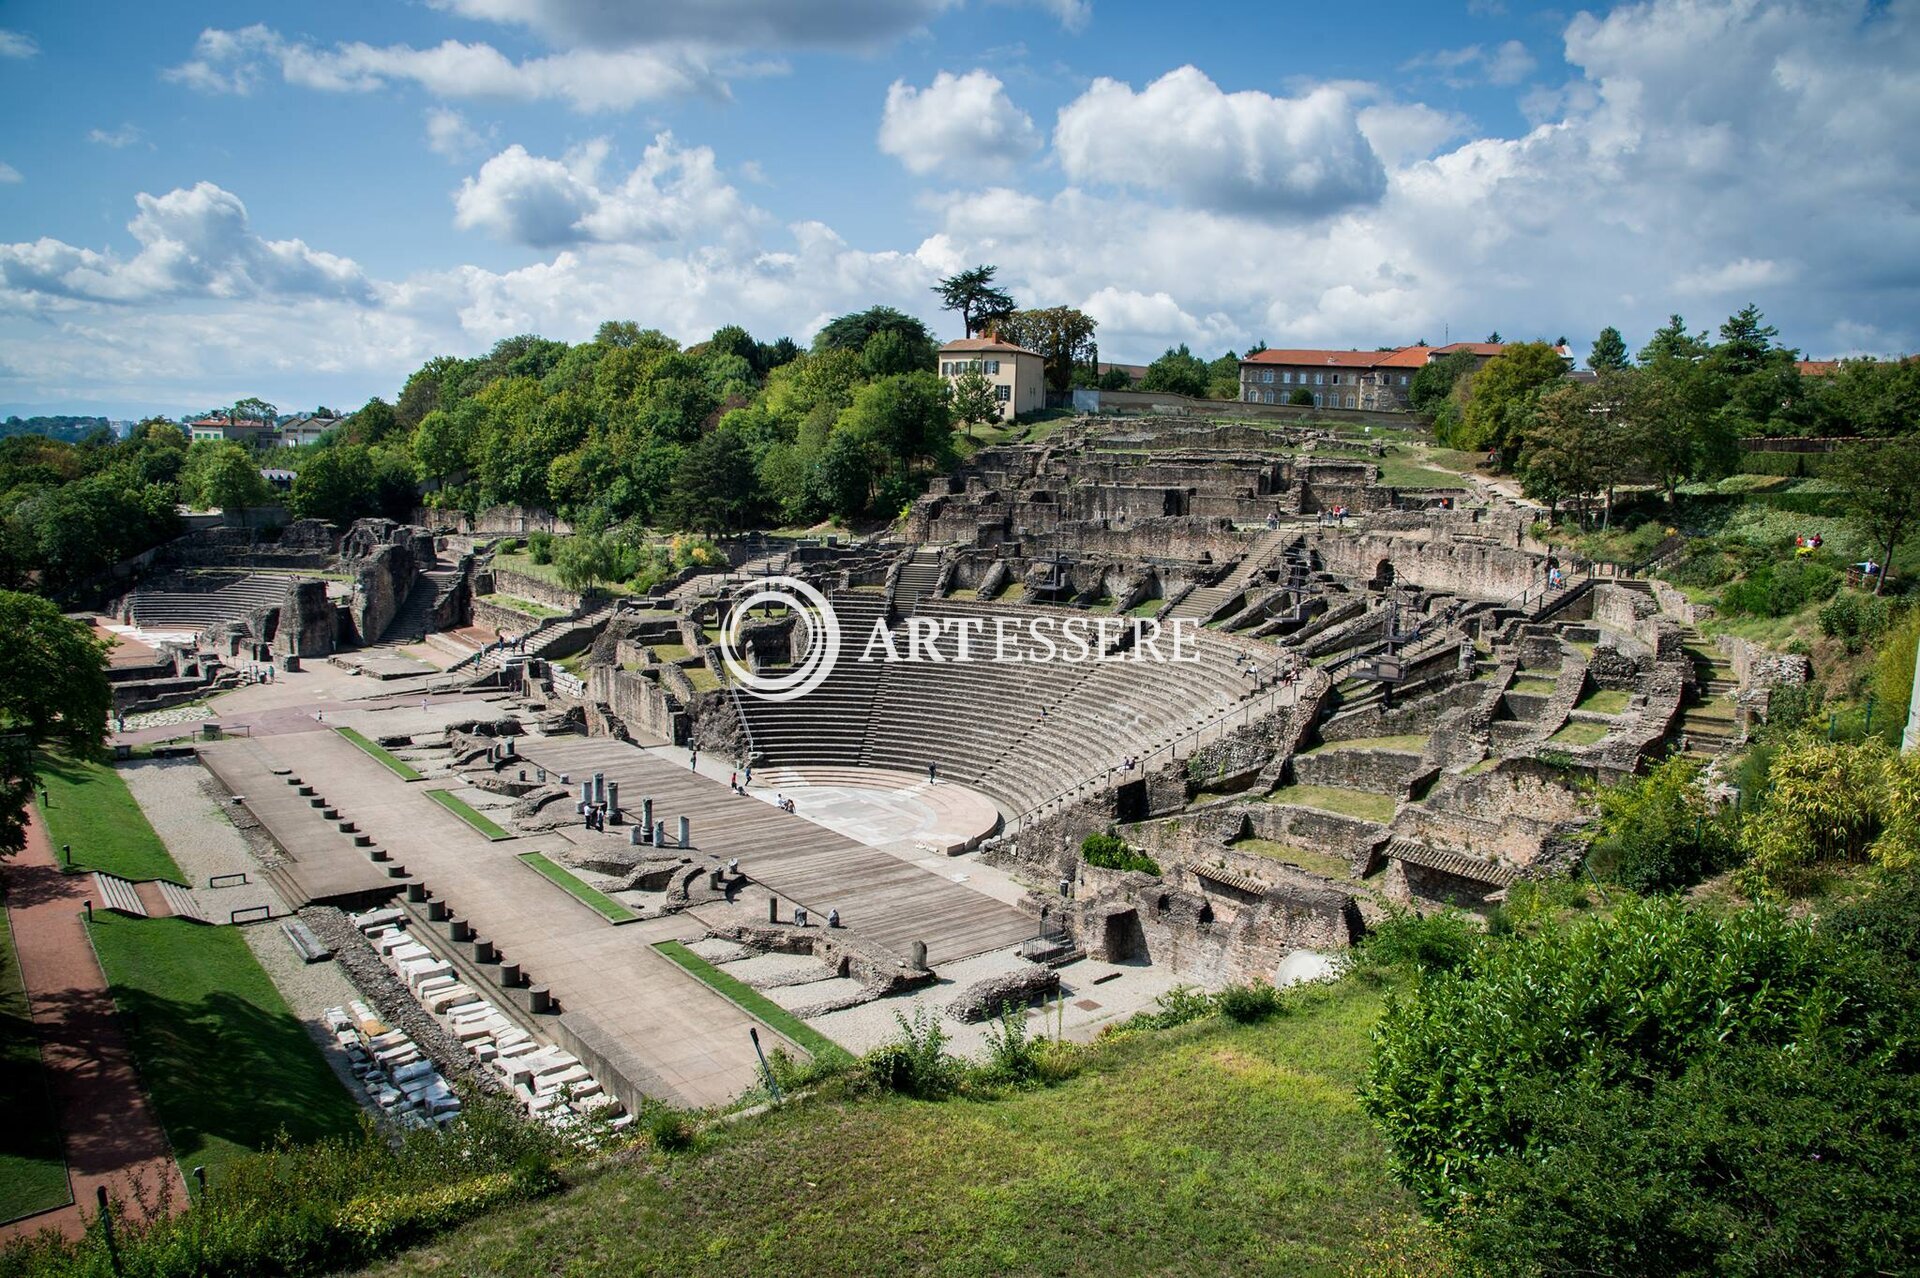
left=165, top=25, right=725, bottom=112
left=0, top=182, right=371, bottom=305
left=0, top=30, right=37, bottom=59
left=879, top=70, right=1041, bottom=176
left=1053, top=67, right=1387, bottom=217
left=453, top=135, right=756, bottom=248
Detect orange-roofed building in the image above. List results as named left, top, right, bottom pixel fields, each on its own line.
left=1238, top=341, right=1571, bottom=411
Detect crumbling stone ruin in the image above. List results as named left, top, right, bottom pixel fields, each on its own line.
left=525, top=414, right=1747, bottom=992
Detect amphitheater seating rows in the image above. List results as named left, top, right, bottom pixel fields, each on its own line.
left=735, top=592, right=1277, bottom=814
left=126, top=574, right=297, bottom=631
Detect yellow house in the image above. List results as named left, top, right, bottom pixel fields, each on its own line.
left=937, top=338, right=1046, bottom=421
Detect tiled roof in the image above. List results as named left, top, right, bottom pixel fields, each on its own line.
left=940, top=338, right=1043, bottom=358
left=1243, top=348, right=1399, bottom=368
left=1385, top=838, right=1517, bottom=887
left=1796, top=359, right=1840, bottom=377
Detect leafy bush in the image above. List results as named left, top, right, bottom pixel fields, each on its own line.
left=1079, top=832, right=1160, bottom=876
left=1117, top=985, right=1217, bottom=1033
left=527, top=531, right=555, bottom=564
left=1875, top=608, right=1920, bottom=716
left=1584, top=755, right=1739, bottom=893
left=1365, top=895, right=1920, bottom=1277
left=1819, top=591, right=1904, bottom=654
left=0, top=1095, right=563, bottom=1278
left=1354, top=907, right=1482, bottom=976
left=1718, top=557, right=1840, bottom=618
left=1216, top=981, right=1286, bottom=1023
left=1742, top=735, right=1920, bottom=888
left=642, top=1104, right=694, bottom=1152
left=979, top=1003, right=1046, bottom=1085
left=862, top=1008, right=958, bottom=1099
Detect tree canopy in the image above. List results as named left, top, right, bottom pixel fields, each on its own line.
left=0, top=590, right=108, bottom=854
left=932, top=265, right=1015, bottom=339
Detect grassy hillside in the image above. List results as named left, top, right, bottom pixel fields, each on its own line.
left=362, top=978, right=1410, bottom=1278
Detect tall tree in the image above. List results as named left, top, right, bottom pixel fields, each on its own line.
left=812, top=306, right=936, bottom=368
left=1460, top=342, right=1570, bottom=465
left=1628, top=357, right=1735, bottom=510
left=949, top=367, right=999, bottom=436
left=1141, top=344, right=1211, bottom=398
left=185, top=441, right=270, bottom=526
left=288, top=445, right=377, bottom=526
left=230, top=396, right=278, bottom=424
left=1588, top=326, right=1630, bottom=372
left=932, top=265, right=1015, bottom=338
left=1830, top=438, right=1920, bottom=595
left=997, top=306, right=1099, bottom=392
left=663, top=425, right=760, bottom=532
left=1637, top=314, right=1709, bottom=365
left=1714, top=303, right=1784, bottom=377
left=0, top=590, right=109, bottom=855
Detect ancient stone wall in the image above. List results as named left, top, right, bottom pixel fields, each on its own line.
left=274, top=579, right=337, bottom=657
left=1307, top=527, right=1547, bottom=600
left=488, top=567, right=584, bottom=614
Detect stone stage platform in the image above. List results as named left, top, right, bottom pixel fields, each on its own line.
left=523, top=738, right=1035, bottom=966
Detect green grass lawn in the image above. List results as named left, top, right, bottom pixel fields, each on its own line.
left=1126, top=598, right=1164, bottom=617
left=653, top=941, right=850, bottom=1065
left=360, top=977, right=1410, bottom=1278
left=476, top=592, right=567, bottom=620
left=87, top=915, right=359, bottom=1187
left=425, top=789, right=513, bottom=840
left=1227, top=837, right=1357, bottom=880
left=517, top=853, right=638, bottom=924
left=1575, top=687, right=1634, bottom=715
left=336, top=727, right=424, bottom=782
left=36, top=756, right=184, bottom=882
left=648, top=642, right=695, bottom=664
left=1376, top=459, right=1469, bottom=489
left=1304, top=734, right=1429, bottom=754
left=1507, top=677, right=1559, bottom=695
left=1267, top=783, right=1398, bottom=823
left=1548, top=721, right=1611, bottom=746
left=0, top=909, right=69, bottom=1223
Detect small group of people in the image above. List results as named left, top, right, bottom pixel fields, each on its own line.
left=730, top=766, right=753, bottom=795
left=1317, top=505, right=1350, bottom=526
left=773, top=793, right=797, bottom=814
left=1794, top=532, right=1824, bottom=556
left=583, top=804, right=611, bottom=832
left=1118, top=755, right=1139, bottom=773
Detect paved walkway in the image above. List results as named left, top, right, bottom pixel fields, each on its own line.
left=204, top=732, right=774, bottom=1108
left=0, top=810, right=186, bottom=1242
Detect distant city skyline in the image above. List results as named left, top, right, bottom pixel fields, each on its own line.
left=1, top=0, right=1915, bottom=417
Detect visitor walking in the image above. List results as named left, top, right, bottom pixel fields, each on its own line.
left=927, top=761, right=938, bottom=784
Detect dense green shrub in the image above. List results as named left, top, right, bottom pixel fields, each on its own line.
left=1117, top=985, right=1217, bottom=1033
left=0, top=1095, right=564, bottom=1278
left=862, top=1008, right=958, bottom=1099
left=527, top=530, right=555, bottom=564
left=1718, top=557, right=1839, bottom=617
left=1819, top=590, right=1904, bottom=654
left=1584, top=755, right=1739, bottom=893
left=1353, top=907, right=1482, bottom=976
left=1216, top=981, right=1286, bottom=1023
left=1364, top=895, right=1920, bottom=1275
left=1079, top=832, right=1160, bottom=876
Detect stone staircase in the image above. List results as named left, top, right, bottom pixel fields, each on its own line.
left=892, top=547, right=943, bottom=616
left=1675, top=640, right=1740, bottom=759
left=381, top=567, right=462, bottom=644
left=93, top=872, right=147, bottom=916
left=1164, top=528, right=1296, bottom=623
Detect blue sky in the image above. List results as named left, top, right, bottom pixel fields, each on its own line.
left=1, top=0, right=1915, bottom=417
